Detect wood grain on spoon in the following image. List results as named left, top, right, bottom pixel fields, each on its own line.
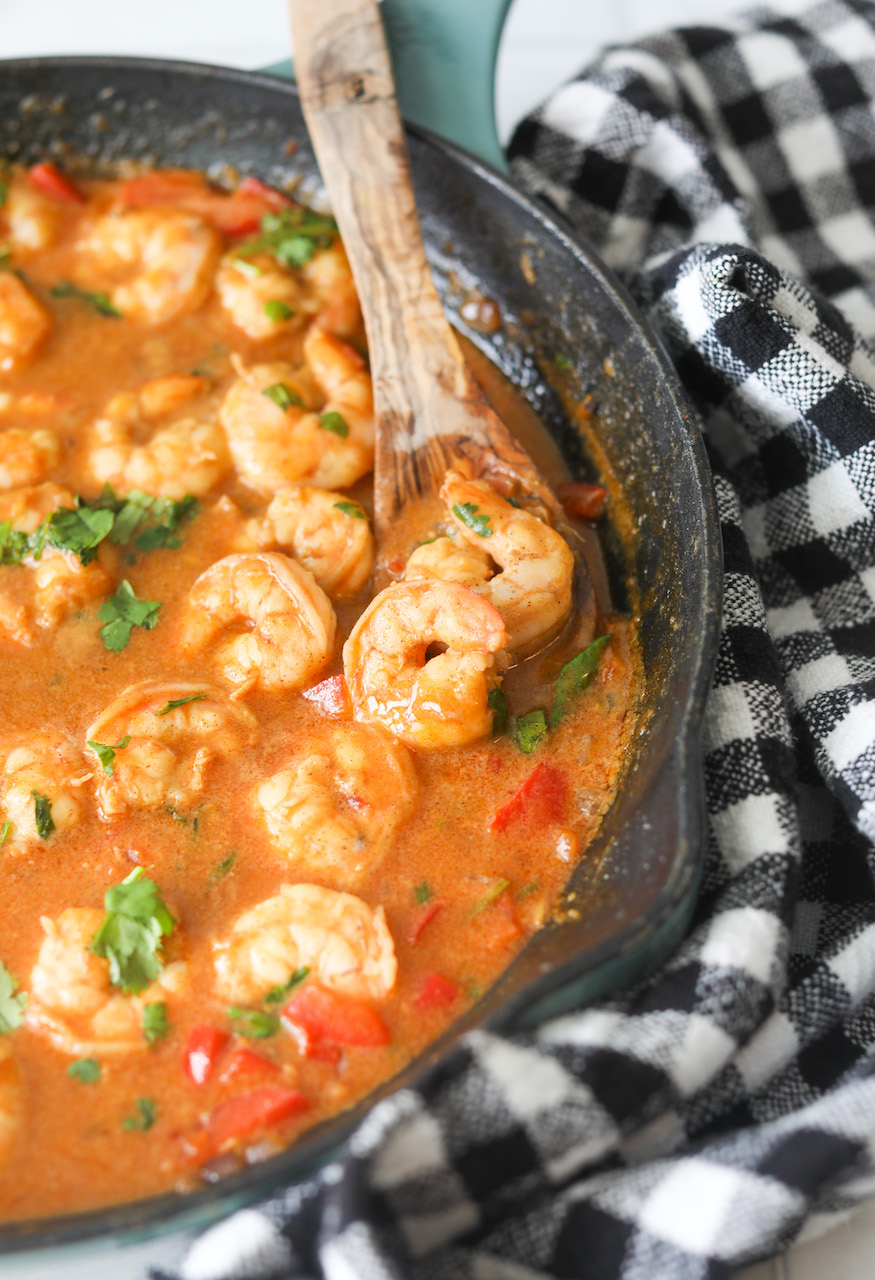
left=287, top=0, right=563, bottom=567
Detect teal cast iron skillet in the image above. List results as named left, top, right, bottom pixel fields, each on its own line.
left=0, top=35, right=721, bottom=1271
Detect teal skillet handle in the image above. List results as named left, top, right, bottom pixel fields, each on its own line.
left=263, top=0, right=512, bottom=172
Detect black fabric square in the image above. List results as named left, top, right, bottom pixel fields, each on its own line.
left=849, top=156, right=875, bottom=207
left=778, top=538, right=855, bottom=593
left=814, top=64, right=869, bottom=113
left=569, top=150, right=629, bottom=214
left=674, top=344, right=731, bottom=406
left=810, top=262, right=863, bottom=296
left=768, top=185, right=814, bottom=234
left=455, top=1128, right=538, bottom=1203
left=551, top=1200, right=634, bottom=1279
left=722, top=623, right=784, bottom=686
left=757, top=1128, right=863, bottom=1194
left=797, top=1027, right=862, bottom=1091
left=760, top=433, right=810, bottom=494
left=807, top=379, right=875, bottom=454
left=723, top=93, right=775, bottom=147
left=680, top=26, right=739, bottom=58
left=583, top=1049, right=666, bottom=1122
left=714, top=300, right=791, bottom=371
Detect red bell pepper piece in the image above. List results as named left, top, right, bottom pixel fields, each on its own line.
left=115, top=169, right=291, bottom=237
left=488, top=762, right=567, bottom=834
left=28, top=162, right=83, bottom=204
left=282, top=984, right=390, bottom=1048
left=207, top=1086, right=309, bottom=1152
left=184, top=1024, right=229, bottom=1086
left=407, top=899, right=444, bottom=946
left=414, top=972, right=458, bottom=1011
left=219, top=1045, right=280, bottom=1084
left=558, top=482, right=607, bottom=522
left=301, top=674, right=350, bottom=717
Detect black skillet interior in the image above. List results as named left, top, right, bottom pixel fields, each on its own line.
left=0, top=57, right=721, bottom=1253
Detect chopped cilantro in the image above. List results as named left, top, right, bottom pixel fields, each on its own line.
left=0, top=520, right=35, bottom=565
left=516, top=881, right=542, bottom=900
left=228, top=1007, right=280, bottom=1039
left=87, top=735, right=130, bottom=778
left=515, top=709, right=548, bottom=754
left=209, top=851, right=236, bottom=883
left=0, top=961, right=26, bottom=1033
left=235, top=207, right=338, bottom=270
left=123, top=1097, right=157, bottom=1131
left=452, top=502, right=493, bottom=538
left=549, top=635, right=610, bottom=727
left=319, top=411, right=349, bottom=438
left=51, top=279, right=120, bottom=317
left=32, top=791, right=55, bottom=839
left=333, top=500, right=366, bottom=520
left=67, top=1057, right=100, bottom=1083
left=46, top=506, right=115, bottom=563
left=262, top=382, right=305, bottom=411
left=263, top=299, right=295, bottom=323
left=414, top=880, right=433, bottom=905
left=142, top=1001, right=170, bottom=1047
left=90, top=867, right=174, bottom=994
left=155, top=693, right=206, bottom=717
left=506, top=496, right=523, bottom=509
left=0, top=178, right=8, bottom=209
left=555, top=352, right=573, bottom=369
left=470, top=878, right=511, bottom=918
left=264, top=967, right=309, bottom=1004
left=0, top=821, right=9, bottom=847
left=98, top=580, right=162, bottom=652
left=488, top=687, right=510, bottom=737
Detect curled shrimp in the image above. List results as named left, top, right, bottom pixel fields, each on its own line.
left=27, top=908, right=187, bottom=1056
left=343, top=578, right=509, bottom=750
left=214, top=883, right=397, bottom=1005
left=217, top=239, right=361, bottom=341
left=0, top=732, right=91, bottom=850
left=434, top=471, right=575, bottom=658
left=0, top=273, right=52, bottom=370
left=87, top=375, right=230, bottom=500
left=85, top=680, right=257, bottom=820
left=0, top=482, right=75, bottom=532
left=255, top=723, right=417, bottom=883
left=1, top=171, right=67, bottom=252
left=405, top=535, right=494, bottom=589
left=32, top=548, right=114, bottom=631
left=0, top=1040, right=21, bottom=1172
left=179, top=552, right=336, bottom=694
left=77, top=208, right=221, bottom=325
left=220, top=326, right=374, bottom=494
left=248, top=485, right=374, bottom=597
left=0, top=426, right=61, bottom=491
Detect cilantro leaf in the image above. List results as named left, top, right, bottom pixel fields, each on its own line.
left=414, top=880, right=433, bottom=905
left=0, top=820, right=9, bottom=847
left=470, top=878, right=511, bottom=918
left=262, top=382, right=305, bottom=411
left=122, top=1097, right=157, bottom=1131
left=155, top=693, right=206, bottom=717
left=32, top=791, right=55, bottom=839
left=0, top=961, right=27, bottom=1033
left=549, top=635, right=610, bottom=727
left=515, top=709, right=548, bottom=754
left=264, top=967, right=309, bottom=1004
left=51, top=279, right=120, bottom=317
left=0, top=520, right=31, bottom=565
left=87, top=735, right=130, bottom=778
left=209, top=851, right=236, bottom=883
left=227, top=1007, right=280, bottom=1039
left=98, top=580, right=162, bottom=652
left=318, top=411, right=349, bottom=439
left=488, top=687, right=510, bottom=737
left=67, top=1057, right=100, bottom=1083
left=90, top=867, right=174, bottom=994
left=45, top=506, right=115, bottom=563
left=263, top=299, right=295, bottom=323
left=142, top=1001, right=170, bottom=1047
left=333, top=500, right=366, bottom=520
left=234, top=207, right=338, bottom=271
left=452, top=502, right=493, bottom=538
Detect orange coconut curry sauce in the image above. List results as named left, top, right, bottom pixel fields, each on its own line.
left=0, top=163, right=638, bottom=1220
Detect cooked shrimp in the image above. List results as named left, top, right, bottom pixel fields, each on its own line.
left=249, top=485, right=374, bottom=597
left=0, top=1040, right=21, bottom=1172
left=32, top=548, right=113, bottom=630
left=87, top=375, right=230, bottom=500
left=405, top=535, right=494, bottom=589
left=1, top=172, right=66, bottom=252
left=217, top=240, right=360, bottom=341
left=179, top=552, right=336, bottom=694
left=343, top=578, right=509, bottom=750
left=214, top=883, right=397, bottom=1005
left=27, top=908, right=187, bottom=1056
left=0, top=482, right=74, bottom=533
left=0, top=273, right=52, bottom=369
left=255, top=724, right=417, bottom=883
left=0, top=732, right=91, bottom=850
left=85, top=680, right=257, bottom=819
left=439, top=471, right=575, bottom=658
left=219, top=326, right=374, bottom=494
left=0, top=426, right=61, bottom=491
left=78, top=208, right=221, bottom=325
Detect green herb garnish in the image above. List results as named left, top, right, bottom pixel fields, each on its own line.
left=488, top=687, right=510, bottom=737
left=51, top=280, right=120, bottom=317
left=235, top=207, right=338, bottom=270
left=549, top=635, right=610, bottom=727
left=414, top=881, right=433, bottom=905
left=228, top=1007, right=280, bottom=1039
left=90, top=867, right=174, bottom=994
left=333, top=501, right=366, bottom=520
left=515, top=709, right=548, bottom=754
left=470, top=878, right=511, bottom=918
left=555, top=353, right=572, bottom=369
left=263, top=299, right=295, bottom=323
left=264, top=967, right=309, bottom=1004
left=210, top=851, right=236, bottom=883
left=98, top=580, right=162, bottom=652
left=155, top=693, right=206, bottom=717
left=87, top=735, right=130, bottom=778
left=0, top=821, right=9, bottom=848
left=32, top=791, right=55, bottom=839
left=262, top=382, right=305, bottom=411
left=318, top=411, right=349, bottom=438
left=452, top=502, right=493, bottom=538
left=0, top=961, right=27, bottom=1033
left=67, top=1057, right=100, bottom=1083
left=123, top=1097, right=157, bottom=1131
left=142, top=1001, right=170, bottom=1047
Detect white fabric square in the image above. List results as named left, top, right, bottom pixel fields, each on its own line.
left=821, top=210, right=875, bottom=263
left=542, top=79, right=617, bottom=143
left=827, top=923, right=875, bottom=1001
left=539, top=1007, right=625, bottom=1048
left=787, top=653, right=853, bottom=706
left=777, top=117, right=845, bottom=182
left=823, top=698, right=875, bottom=771
left=822, top=14, right=875, bottom=65
left=807, top=461, right=869, bottom=535
left=638, top=1160, right=743, bottom=1252
left=699, top=906, right=784, bottom=986
left=734, top=1012, right=799, bottom=1092
left=671, top=1015, right=737, bottom=1097
left=737, top=30, right=809, bottom=90
left=768, top=597, right=819, bottom=640
left=703, top=682, right=757, bottom=752
left=369, top=1108, right=447, bottom=1188
left=710, top=793, right=792, bottom=871
left=473, top=1034, right=577, bottom=1121
left=859, top=563, right=875, bottom=606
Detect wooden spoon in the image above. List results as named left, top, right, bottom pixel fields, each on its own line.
left=287, top=0, right=564, bottom=569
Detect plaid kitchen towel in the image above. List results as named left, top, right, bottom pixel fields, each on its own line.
left=155, top=2, right=875, bottom=1277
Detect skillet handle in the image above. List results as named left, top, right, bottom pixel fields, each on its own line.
left=264, top=0, right=512, bottom=171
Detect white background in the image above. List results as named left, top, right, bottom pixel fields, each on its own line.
left=2, top=1, right=874, bottom=1277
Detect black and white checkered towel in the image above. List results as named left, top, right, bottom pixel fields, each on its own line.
left=154, top=2, right=875, bottom=1276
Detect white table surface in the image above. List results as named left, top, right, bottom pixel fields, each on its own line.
left=3, top=1, right=874, bottom=1276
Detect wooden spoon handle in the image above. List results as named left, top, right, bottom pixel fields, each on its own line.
left=288, top=0, right=548, bottom=530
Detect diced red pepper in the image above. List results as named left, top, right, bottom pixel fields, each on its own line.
left=237, top=175, right=294, bottom=211
left=414, top=972, right=458, bottom=1011
left=28, top=162, right=84, bottom=204
left=488, top=762, right=567, bottom=835
left=184, top=1024, right=230, bottom=1086
left=558, top=482, right=607, bottom=522
left=282, top=984, right=390, bottom=1048
left=477, top=896, right=524, bottom=952
left=207, top=1086, right=309, bottom=1152
left=219, top=1045, right=281, bottom=1084
left=301, top=673, right=350, bottom=717
left=115, top=169, right=291, bottom=237
left=407, top=899, right=444, bottom=946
